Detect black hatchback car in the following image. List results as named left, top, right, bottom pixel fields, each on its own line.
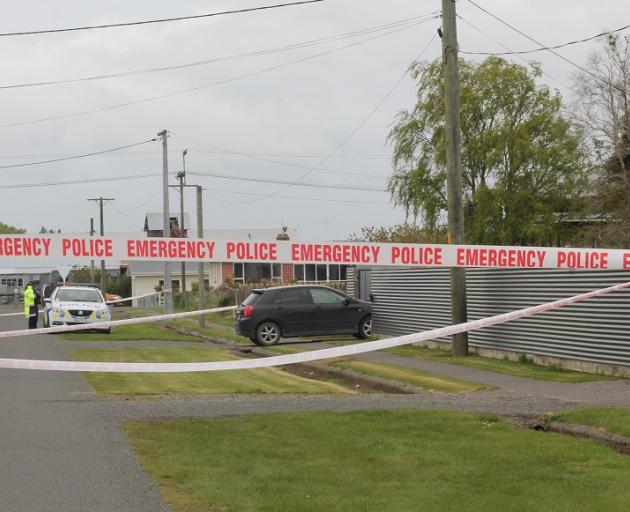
left=235, top=285, right=372, bottom=346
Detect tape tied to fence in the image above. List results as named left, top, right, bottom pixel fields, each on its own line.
left=1, top=281, right=629, bottom=372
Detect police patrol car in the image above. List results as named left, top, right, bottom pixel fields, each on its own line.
left=43, top=284, right=111, bottom=333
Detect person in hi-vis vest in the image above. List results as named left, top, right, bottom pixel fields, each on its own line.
left=24, top=282, right=38, bottom=329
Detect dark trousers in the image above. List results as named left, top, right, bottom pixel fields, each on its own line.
left=28, top=306, right=38, bottom=329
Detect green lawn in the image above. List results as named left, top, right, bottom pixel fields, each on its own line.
left=59, top=322, right=202, bottom=342
left=552, top=407, right=630, bottom=437
left=387, top=345, right=620, bottom=383
left=332, top=359, right=488, bottom=392
left=70, top=347, right=352, bottom=396
left=125, top=409, right=630, bottom=512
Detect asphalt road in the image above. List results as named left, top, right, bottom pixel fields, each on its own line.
left=0, top=313, right=169, bottom=512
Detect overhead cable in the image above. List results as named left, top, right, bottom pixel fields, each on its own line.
left=0, top=14, right=437, bottom=90
left=460, top=22, right=630, bottom=55
left=187, top=170, right=385, bottom=192
left=465, top=0, right=618, bottom=90
left=0, top=0, right=324, bottom=38
left=206, top=187, right=389, bottom=204
left=0, top=138, right=157, bottom=169
left=0, top=18, right=435, bottom=130
left=458, top=16, right=570, bottom=90
left=170, top=133, right=388, bottom=180
left=242, top=31, right=438, bottom=203
left=0, top=173, right=164, bottom=190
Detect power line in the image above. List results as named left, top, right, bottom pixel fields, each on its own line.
left=170, top=133, right=389, bottom=181
left=0, top=149, right=392, bottom=159
left=187, top=170, right=385, bottom=192
left=0, top=168, right=384, bottom=192
left=242, top=31, right=439, bottom=203
left=465, top=0, right=612, bottom=89
left=107, top=201, right=143, bottom=230
left=0, top=172, right=165, bottom=190
left=0, top=18, right=434, bottom=130
left=206, top=187, right=389, bottom=204
left=0, top=15, right=435, bottom=90
left=0, top=0, right=324, bottom=38
left=460, top=22, right=630, bottom=55
left=458, top=16, right=570, bottom=90
left=0, top=139, right=157, bottom=170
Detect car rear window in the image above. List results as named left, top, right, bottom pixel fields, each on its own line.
left=243, top=292, right=262, bottom=306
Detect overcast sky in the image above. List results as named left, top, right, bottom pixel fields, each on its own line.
left=0, top=0, right=627, bottom=241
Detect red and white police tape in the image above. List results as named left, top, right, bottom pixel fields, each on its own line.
left=0, top=305, right=236, bottom=338
left=3, top=233, right=630, bottom=269
left=0, top=281, right=628, bottom=372
left=0, top=290, right=163, bottom=317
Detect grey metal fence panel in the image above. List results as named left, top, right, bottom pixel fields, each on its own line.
left=369, top=267, right=630, bottom=367
left=346, top=268, right=356, bottom=298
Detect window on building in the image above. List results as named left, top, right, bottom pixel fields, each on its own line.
left=1, top=277, right=23, bottom=287
left=233, top=263, right=283, bottom=284
left=292, top=264, right=349, bottom=283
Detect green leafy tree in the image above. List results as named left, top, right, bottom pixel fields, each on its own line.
left=67, top=266, right=130, bottom=296
left=388, top=56, right=589, bottom=245
left=351, top=223, right=447, bottom=243
left=0, top=222, right=26, bottom=234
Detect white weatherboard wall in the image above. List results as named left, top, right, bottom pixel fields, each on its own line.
left=362, top=268, right=630, bottom=368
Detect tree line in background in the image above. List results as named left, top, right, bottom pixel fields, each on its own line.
left=359, top=36, right=630, bottom=248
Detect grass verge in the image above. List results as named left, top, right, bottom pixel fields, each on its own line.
left=551, top=407, right=630, bottom=437
left=70, top=347, right=352, bottom=396
left=387, top=345, right=620, bottom=383
left=59, top=321, right=203, bottom=342
left=170, top=318, right=247, bottom=344
left=332, top=359, right=488, bottom=392
left=126, top=409, right=630, bottom=512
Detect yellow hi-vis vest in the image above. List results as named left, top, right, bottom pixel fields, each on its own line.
left=24, top=286, right=35, bottom=317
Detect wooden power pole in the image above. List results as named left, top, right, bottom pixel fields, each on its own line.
left=87, top=197, right=114, bottom=294
left=441, top=0, right=468, bottom=355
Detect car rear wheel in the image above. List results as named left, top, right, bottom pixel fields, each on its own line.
left=255, top=321, right=281, bottom=346
left=355, top=316, right=372, bottom=339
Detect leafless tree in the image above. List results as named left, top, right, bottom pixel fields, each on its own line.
left=573, top=35, right=630, bottom=245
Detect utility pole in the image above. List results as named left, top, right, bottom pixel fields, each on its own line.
left=87, top=197, right=114, bottom=293
left=441, top=0, right=468, bottom=356
left=158, top=129, right=173, bottom=315
left=197, top=185, right=206, bottom=328
left=177, top=149, right=188, bottom=308
left=89, top=217, right=95, bottom=284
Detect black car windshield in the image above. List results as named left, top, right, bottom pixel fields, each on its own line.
left=55, top=289, right=103, bottom=303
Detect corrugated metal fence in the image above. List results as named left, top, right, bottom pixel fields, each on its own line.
left=351, top=267, right=630, bottom=367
